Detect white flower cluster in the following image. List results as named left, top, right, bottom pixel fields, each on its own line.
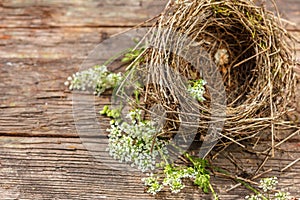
left=259, top=177, right=278, bottom=192
left=162, top=165, right=190, bottom=193
left=245, top=194, right=263, bottom=200
left=274, top=191, right=291, bottom=200
left=142, top=163, right=210, bottom=195
left=65, top=65, right=122, bottom=96
left=187, top=79, right=207, bottom=102
left=246, top=177, right=292, bottom=200
left=142, top=174, right=163, bottom=195
left=107, top=109, right=169, bottom=172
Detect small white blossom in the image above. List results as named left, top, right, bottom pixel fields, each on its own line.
left=64, top=81, right=69, bottom=86
left=245, top=194, right=262, bottom=200
left=274, top=191, right=290, bottom=200
left=259, top=177, right=278, bottom=192
left=66, top=65, right=122, bottom=96
left=142, top=174, right=163, bottom=195
left=187, top=79, right=206, bottom=102
left=107, top=112, right=169, bottom=172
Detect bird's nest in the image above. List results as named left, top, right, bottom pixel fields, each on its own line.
left=118, top=0, right=298, bottom=156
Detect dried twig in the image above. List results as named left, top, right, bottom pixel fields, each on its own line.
left=281, top=158, right=300, bottom=172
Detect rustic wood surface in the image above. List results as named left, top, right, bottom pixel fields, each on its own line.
left=0, top=0, right=299, bottom=199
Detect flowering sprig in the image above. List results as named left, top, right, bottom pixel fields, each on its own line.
left=274, top=191, right=291, bottom=200
left=65, top=65, right=122, bottom=96
left=142, top=164, right=190, bottom=195
left=186, top=154, right=215, bottom=195
left=142, top=155, right=217, bottom=198
left=107, top=121, right=168, bottom=172
left=187, top=79, right=207, bottom=102
left=142, top=174, right=163, bottom=195
left=100, top=105, right=121, bottom=119
left=245, top=177, right=292, bottom=200
left=259, top=177, right=278, bottom=193
left=162, top=164, right=187, bottom=193
left=100, top=107, right=169, bottom=172
left=245, top=194, right=264, bottom=200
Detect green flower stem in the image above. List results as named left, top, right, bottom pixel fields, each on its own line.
left=185, top=153, right=195, bottom=165
left=208, top=182, right=219, bottom=200
left=236, top=179, right=267, bottom=200
left=158, top=143, right=170, bottom=165
left=186, top=154, right=218, bottom=200
left=103, top=48, right=132, bottom=66
left=125, top=48, right=146, bottom=71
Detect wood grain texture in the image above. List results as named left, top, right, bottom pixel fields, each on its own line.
left=0, top=0, right=167, bottom=27
left=0, top=27, right=125, bottom=59
left=0, top=0, right=299, bottom=199
left=0, top=137, right=299, bottom=199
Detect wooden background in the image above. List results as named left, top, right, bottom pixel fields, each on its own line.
left=0, top=0, right=299, bottom=199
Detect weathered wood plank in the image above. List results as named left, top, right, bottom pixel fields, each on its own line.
left=0, top=0, right=167, bottom=28
left=0, top=58, right=98, bottom=137
left=0, top=137, right=299, bottom=199
left=0, top=27, right=126, bottom=59
left=0, top=0, right=298, bottom=28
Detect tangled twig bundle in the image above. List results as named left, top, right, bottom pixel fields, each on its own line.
left=121, top=0, right=297, bottom=155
